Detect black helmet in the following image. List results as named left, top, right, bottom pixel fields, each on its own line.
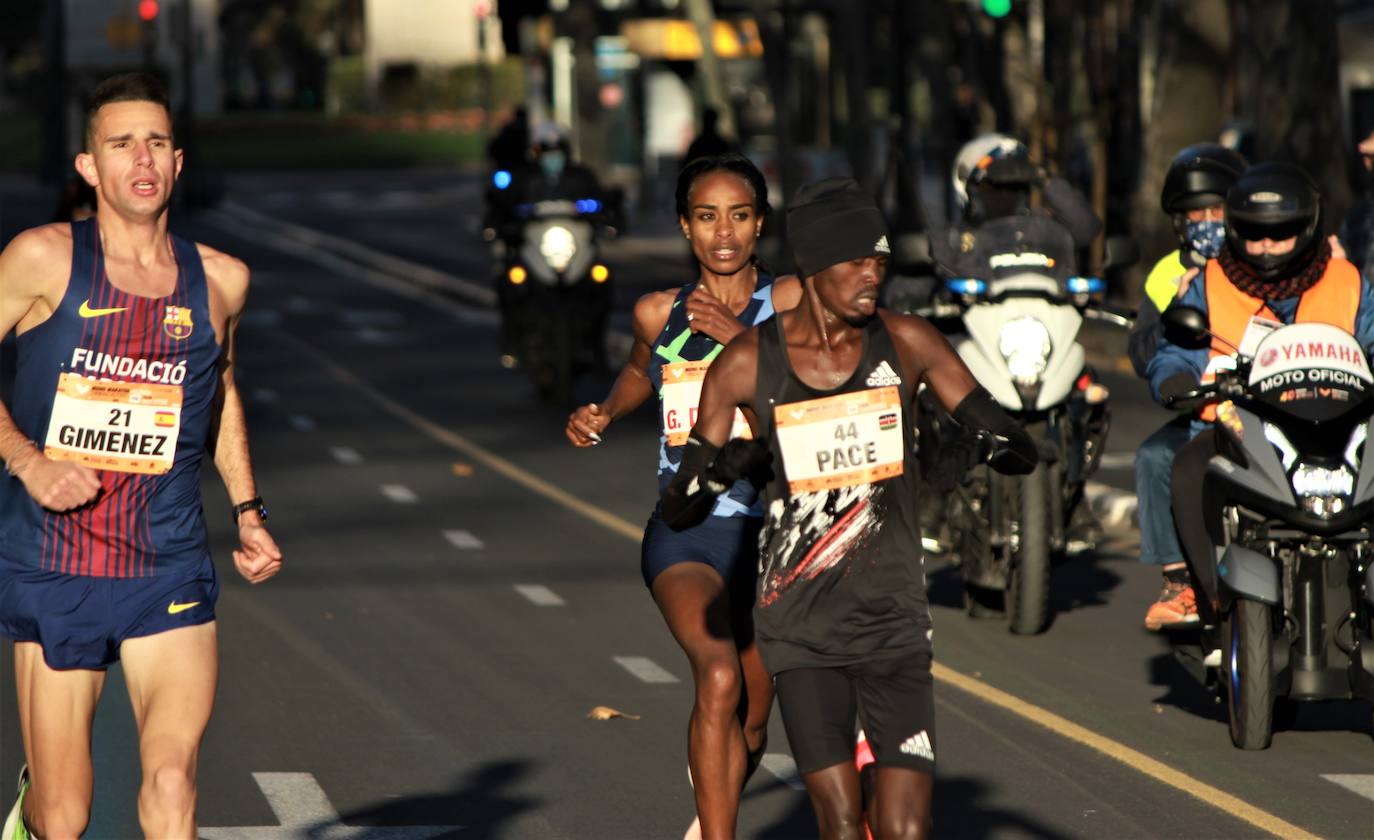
left=1160, top=143, right=1247, bottom=213
left=1224, top=162, right=1322, bottom=280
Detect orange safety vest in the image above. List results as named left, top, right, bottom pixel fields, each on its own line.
left=1198, top=257, right=1361, bottom=420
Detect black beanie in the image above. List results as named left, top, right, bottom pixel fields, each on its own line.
left=786, top=178, right=890, bottom=278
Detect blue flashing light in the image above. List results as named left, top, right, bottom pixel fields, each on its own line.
left=1066, top=276, right=1105, bottom=294
left=945, top=278, right=987, bottom=296
left=492, top=169, right=513, bottom=189
left=576, top=198, right=601, bottom=214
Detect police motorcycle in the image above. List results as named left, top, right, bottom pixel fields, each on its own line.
left=1160, top=306, right=1374, bottom=749
left=484, top=163, right=622, bottom=405
left=913, top=215, right=1128, bottom=634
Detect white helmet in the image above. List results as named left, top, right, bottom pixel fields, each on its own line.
left=952, top=133, right=1027, bottom=210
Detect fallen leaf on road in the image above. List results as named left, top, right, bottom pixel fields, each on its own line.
left=587, top=705, right=641, bottom=721
left=452, top=462, right=476, bottom=477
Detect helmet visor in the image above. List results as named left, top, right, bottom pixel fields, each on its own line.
left=1228, top=214, right=1312, bottom=243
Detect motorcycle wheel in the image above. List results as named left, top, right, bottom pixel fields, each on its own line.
left=1225, top=598, right=1274, bottom=750
left=1007, top=462, right=1051, bottom=635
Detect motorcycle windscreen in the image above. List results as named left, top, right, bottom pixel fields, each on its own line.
left=1247, top=322, right=1374, bottom=423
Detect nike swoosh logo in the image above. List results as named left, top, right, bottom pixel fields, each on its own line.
left=167, top=600, right=201, bottom=615
left=78, top=300, right=129, bottom=318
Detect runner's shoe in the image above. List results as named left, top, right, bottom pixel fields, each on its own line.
left=1, top=765, right=30, bottom=840
left=1144, top=580, right=1199, bottom=630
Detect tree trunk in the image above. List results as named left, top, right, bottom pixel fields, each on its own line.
left=1231, top=0, right=1352, bottom=228
left=1128, top=0, right=1230, bottom=304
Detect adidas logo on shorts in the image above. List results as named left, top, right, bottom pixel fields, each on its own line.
left=865, top=360, right=902, bottom=387
left=899, top=730, right=935, bottom=761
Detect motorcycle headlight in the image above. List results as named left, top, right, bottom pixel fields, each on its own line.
left=1262, top=422, right=1298, bottom=470
left=539, top=225, right=577, bottom=273
left=998, top=316, right=1052, bottom=387
left=1291, top=462, right=1355, bottom=518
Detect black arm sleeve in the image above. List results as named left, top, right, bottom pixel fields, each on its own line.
left=1041, top=177, right=1103, bottom=249
left=951, top=386, right=1038, bottom=475
left=659, top=430, right=726, bottom=531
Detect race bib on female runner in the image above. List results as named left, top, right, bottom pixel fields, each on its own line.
left=773, top=386, right=904, bottom=494
left=43, top=373, right=182, bottom=474
left=661, top=361, right=751, bottom=446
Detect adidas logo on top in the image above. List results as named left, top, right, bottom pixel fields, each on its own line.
left=865, top=360, right=902, bottom=387
left=875, top=234, right=891, bottom=254
left=899, top=730, right=934, bottom=761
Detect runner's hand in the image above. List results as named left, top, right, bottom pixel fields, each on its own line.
left=567, top=402, right=609, bottom=447
left=234, top=522, right=282, bottom=584
left=18, top=456, right=102, bottom=511
left=685, top=288, right=744, bottom=344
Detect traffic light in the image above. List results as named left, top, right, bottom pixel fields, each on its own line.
left=982, top=0, right=1012, bottom=18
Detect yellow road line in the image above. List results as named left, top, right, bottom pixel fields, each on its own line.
left=931, top=664, right=1316, bottom=840
left=290, top=333, right=1313, bottom=840
left=284, top=335, right=643, bottom=542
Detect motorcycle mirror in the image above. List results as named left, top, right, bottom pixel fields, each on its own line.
left=1161, top=304, right=1215, bottom=350
left=1101, top=235, right=1139, bottom=271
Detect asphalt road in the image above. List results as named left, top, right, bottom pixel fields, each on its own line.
left=0, top=171, right=1371, bottom=839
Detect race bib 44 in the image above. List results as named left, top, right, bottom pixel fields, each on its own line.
left=774, top=386, right=904, bottom=493
left=43, top=373, right=182, bottom=475
left=661, top=361, right=751, bottom=446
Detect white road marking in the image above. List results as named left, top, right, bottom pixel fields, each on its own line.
left=443, top=529, right=484, bottom=550
left=330, top=446, right=363, bottom=465
left=1084, top=481, right=1138, bottom=528
left=288, top=414, right=317, bottom=431
left=381, top=484, right=418, bottom=504
left=758, top=754, right=806, bottom=790
left=514, top=584, right=566, bottom=606
left=1321, top=774, right=1374, bottom=802
left=613, top=656, right=679, bottom=684
left=251, top=387, right=278, bottom=404
left=199, top=772, right=461, bottom=838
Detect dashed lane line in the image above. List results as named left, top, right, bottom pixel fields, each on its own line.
left=514, top=584, right=566, bottom=606
left=280, top=335, right=643, bottom=543
left=613, top=656, right=679, bottom=684
left=287, top=414, right=317, bottom=431
left=329, top=446, right=363, bottom=465
left=275, top=281, right=1309, bottom=840
left=758, top=754, right=806, bottom=791
left=380, top=484, right=418, bottom=504
left=443, top=529, right=484, bottom=550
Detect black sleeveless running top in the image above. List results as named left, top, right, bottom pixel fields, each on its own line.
left=750, top=313, right=931, bottom=672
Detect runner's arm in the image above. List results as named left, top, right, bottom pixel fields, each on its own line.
left=0, top=226, right=103, bottom=507
left=659, top=335, right=763, bottom=530
left=567, top=291, right=668, bottom=446
left=205, top=252, right=282, bottom=583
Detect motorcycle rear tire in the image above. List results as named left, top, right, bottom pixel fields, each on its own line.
left=1008, top=463, right=1051, bottom=635
left=1225, top=598, right=1274, bottom=750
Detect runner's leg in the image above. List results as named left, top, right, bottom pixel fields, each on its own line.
left=119, top=622, right=218, bottom=840
left=800, top=763, right=866, bottom=840
left=653, top=563, right=749, bottom=839
left=870, top=766, right=933, bottom=840
left=13, top=641, right=105, bottom=840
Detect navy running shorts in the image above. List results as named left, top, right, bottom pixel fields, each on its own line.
left=640, top=511, right=761, bottom=590
left=774, top=651, right=937, bottom=776
left=0, top=556, right=219, bottom=670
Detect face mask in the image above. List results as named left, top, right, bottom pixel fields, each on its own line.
left=1185, top=219, right=1226, bottom=259
left=539, top=151, right=566, bottom=178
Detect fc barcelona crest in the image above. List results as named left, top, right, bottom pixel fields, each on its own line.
left=163, top=305, right=193, bottom=339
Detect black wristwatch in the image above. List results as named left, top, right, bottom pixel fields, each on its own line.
left=232, top=496, right=267, bottom=524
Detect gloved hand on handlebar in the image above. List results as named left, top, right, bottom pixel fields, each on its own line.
left=1159, top=370, right=1243, bottom=411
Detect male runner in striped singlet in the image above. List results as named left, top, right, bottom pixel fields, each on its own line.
left=662, top=179, right=1036, bottom=839
left=0, top=73, right=281, bottom=840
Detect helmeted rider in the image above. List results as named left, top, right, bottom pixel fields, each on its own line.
left=1130, top=142, right=1247, bottom=630
left=1153, top=162, right=1374, bottom=626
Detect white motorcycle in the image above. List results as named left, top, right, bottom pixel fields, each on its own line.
left=914, top=216, right=1129, bottom=634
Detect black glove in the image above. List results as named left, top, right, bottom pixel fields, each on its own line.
left=931, top=432, right=992, bottom=493
left=1158, top=372, right=1208, bottom=411
left=706, top=439, right=774, bottom=490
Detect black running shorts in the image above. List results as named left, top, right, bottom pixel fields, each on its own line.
left=774, top=651, right=936, bottom=776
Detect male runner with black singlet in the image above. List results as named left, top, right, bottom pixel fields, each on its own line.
left=662, top=179, right=1036, bottom=838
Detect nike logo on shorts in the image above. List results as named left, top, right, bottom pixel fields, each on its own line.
left=167, top=600, right=201, bottom=615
